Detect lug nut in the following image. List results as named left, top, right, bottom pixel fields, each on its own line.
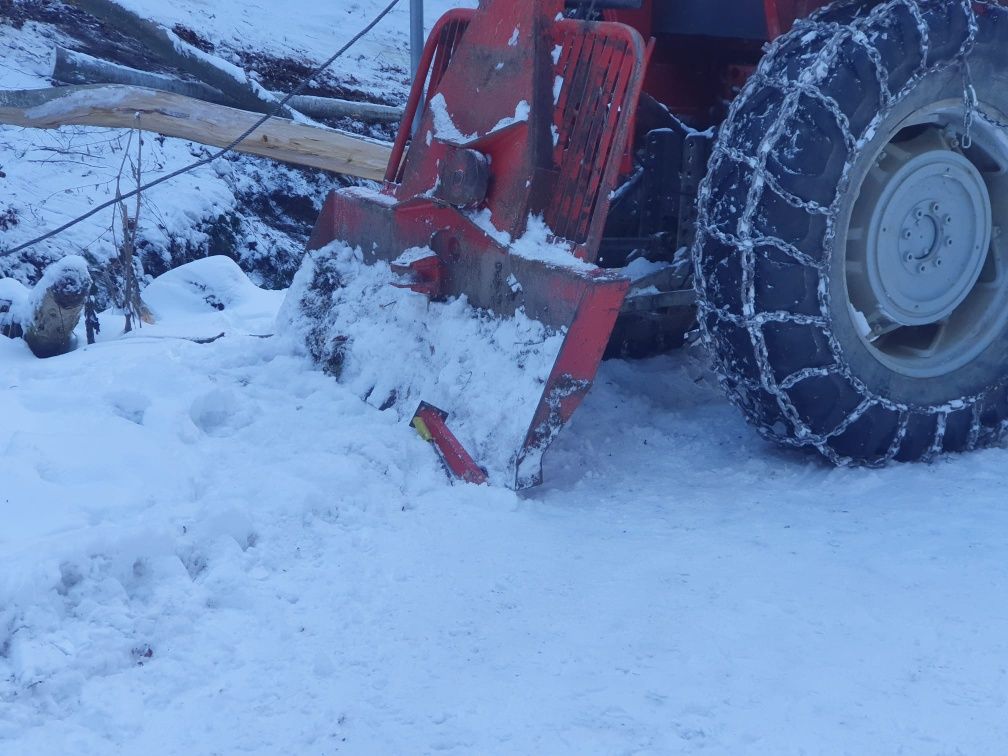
left=932, top=202, right=941, bottom=213
left=944, top=215, right=953, bottom=225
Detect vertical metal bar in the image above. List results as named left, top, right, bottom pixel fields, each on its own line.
left=410, top=0, right=424, bottom=135
left=410, top=0, right=424, bottom=77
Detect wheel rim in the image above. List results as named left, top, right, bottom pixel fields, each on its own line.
left=845, top=105, right=1008, bottom=378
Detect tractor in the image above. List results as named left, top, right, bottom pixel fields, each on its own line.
left=290, top=0, right=1008, bottom=487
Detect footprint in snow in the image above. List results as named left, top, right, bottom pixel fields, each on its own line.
left=106, top=389, right=152, bottom=425
left=189, top=387, right=253, bottom=437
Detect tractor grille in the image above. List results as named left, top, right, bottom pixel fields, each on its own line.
left=547, top=22, right=645, bottom=254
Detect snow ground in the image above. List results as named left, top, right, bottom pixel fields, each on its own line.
left=4, top=0, right=1008, bottom=752
left=3, top=258, right=1008, bottom=755
left=280, top=242, right=568, bottom=486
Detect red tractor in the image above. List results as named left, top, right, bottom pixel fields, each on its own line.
left=295, top=0, right=1008, bottom=487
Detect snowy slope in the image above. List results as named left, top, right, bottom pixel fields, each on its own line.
left=0, top=12, right=329, bottom=297
left=2, top=259, right=1008, bottom=755
left=116, top=0, right=476, bottom=102
left=0, top=0, right=473, bottom=301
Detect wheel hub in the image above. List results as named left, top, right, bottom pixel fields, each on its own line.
left=867, top=150, right=992, bottom=326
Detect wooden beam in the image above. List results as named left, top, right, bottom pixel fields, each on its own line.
left=0, top=85, right=393, bottom=180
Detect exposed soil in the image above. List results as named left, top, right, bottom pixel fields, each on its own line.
left=171, top=23, right=214, bottom=53
left=0, top=206, right=18, bottom=232
left=231, top=49, right=404, bottom=107
left=0, top=0, right=28, bottom=29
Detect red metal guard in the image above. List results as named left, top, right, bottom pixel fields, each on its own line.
left=305, top=0, right=645, bottom=487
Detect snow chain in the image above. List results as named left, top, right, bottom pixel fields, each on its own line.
left=694, top=0, right=1008, bottom=464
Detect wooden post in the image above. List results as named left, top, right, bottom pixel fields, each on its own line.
left=1, top=256, right=93, bottom=358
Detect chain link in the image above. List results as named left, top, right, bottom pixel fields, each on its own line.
left=962, top=69, right=977, bottom=150
left=958, top=0, right=980, bottom=150
left=694, top=0, right=1004, bottom=462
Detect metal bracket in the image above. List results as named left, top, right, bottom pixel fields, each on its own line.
left=411, top=402, right=488, bottom=485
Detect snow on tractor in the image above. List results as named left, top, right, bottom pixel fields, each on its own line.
left=286, top=0, right=1008, bottom=487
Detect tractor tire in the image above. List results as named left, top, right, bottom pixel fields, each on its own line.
left=693, top=0, right=1008, bottom=464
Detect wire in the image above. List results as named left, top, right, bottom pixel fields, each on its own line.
left=5, top=0, right=402, bottom=257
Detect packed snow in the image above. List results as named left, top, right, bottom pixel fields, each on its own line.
left=429, top=92, right=477, bottom=143
left=279, top=243, right=565, bottom=485
left=4, top=0, right=1008, bottom=754
left=509, top=214, right=597, bottom=272
left=489, top=100, right=530, bottom=133
left=3, top=257, right=1008, bottom=754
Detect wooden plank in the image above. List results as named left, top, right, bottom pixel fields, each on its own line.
left=0, top=85, right=393, bottom=180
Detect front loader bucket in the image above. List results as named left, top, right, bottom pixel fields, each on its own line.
left=283, top=0, right=648, bottom=488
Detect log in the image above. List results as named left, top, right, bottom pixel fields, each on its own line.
left=53, top=46, right=233, bottom=106
left=1, top=256, right=92, bottom=357
left=70, top=0, right=301, bottom=121
left=0, top=85, right=393, bottom=180
left=282, top=94, right=402, bottom=125
left=52, top=46, right=404, bottom=124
